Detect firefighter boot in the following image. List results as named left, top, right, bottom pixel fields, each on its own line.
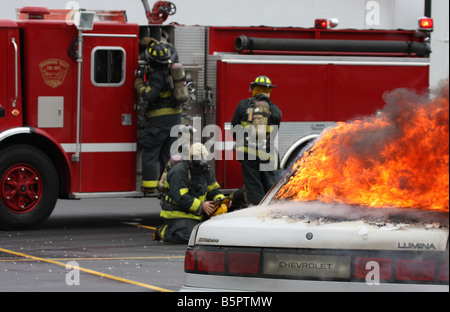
left=141, top=186, right=156, bottom=194
left=152, top=225, right=164, bottom=241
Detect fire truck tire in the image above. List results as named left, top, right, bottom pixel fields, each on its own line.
left=0, top=145, right=59, bottom=230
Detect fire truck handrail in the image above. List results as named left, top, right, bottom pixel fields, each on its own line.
left=82, top=33, right=137, bottom=38
left=11, top=38, right=18, bottom=108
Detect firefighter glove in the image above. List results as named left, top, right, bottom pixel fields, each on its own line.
left=199, top=201, right=215, bottom=217
left=139, top=37, right=153, bottom=47
left=134, top=78, right=144, bottom=90
left=134, top=78, right=147, bottom=96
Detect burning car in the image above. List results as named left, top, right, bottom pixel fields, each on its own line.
left=182, top=204, right=448, bottom=292
left=181, top=81, right=449, bottom=292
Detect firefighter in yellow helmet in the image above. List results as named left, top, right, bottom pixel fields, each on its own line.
left=154, top=143, right=231, bottom=243
left=134, top=40, right=181, bottom=193
left=231, top=75, right=282, bottom=206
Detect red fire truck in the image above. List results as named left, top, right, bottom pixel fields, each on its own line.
left=0, top=2, right=433, bottom=229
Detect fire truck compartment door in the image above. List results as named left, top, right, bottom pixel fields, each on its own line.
left=37, top=97, right=64, bottom=128
left=79, top=35, right=137, bottom=193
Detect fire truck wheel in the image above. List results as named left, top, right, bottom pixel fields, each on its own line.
left=0, top=145, right=59, bottom=230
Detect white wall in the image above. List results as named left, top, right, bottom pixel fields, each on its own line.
left=1, top=0, right=448, bottom=86
left=430, top=0, right=449, bottom=87
left=0, top=0, right=425, bottom=28
left=152, top=0, right=423, bottom=29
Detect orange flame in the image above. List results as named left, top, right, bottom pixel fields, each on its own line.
left=276, top=80, right=449, bottom=212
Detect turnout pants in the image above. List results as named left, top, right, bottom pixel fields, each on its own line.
left=140, top=114, right=181, bottom=189
left=160, top=218, right=202, bottom=244
left=240, top=158, right=277, bottom=205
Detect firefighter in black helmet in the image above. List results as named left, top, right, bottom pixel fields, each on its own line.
left=231, top=75, right=282, bottom=206
left=135, top=41, right=181, bottom=193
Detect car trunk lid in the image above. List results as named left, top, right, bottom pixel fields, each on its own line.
left=193, top=202, right=449, bottom=251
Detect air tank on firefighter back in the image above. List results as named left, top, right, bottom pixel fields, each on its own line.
left=170, top=62, right=189, bottom=103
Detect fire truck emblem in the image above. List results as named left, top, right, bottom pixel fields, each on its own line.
left=39, top=59, right=69, bottom=88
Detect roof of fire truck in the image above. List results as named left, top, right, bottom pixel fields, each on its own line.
left=0, top=19, right=18, bottom=28
left=17, top=6, right=128, bottom=23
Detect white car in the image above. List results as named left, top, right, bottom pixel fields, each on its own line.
left=181, top=175, right=449, bottom=292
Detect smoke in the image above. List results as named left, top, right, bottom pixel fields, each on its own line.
left=381, top=78, right=449, bottom=147
left=325, top=78, right=449, bottom=170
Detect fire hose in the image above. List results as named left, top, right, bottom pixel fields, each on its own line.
left=235, top=35, right=431, bottom=57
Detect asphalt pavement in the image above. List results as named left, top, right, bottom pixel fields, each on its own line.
left=0, top=196, right=186, bottom=292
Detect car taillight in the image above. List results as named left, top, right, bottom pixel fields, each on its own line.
left=228, top=252, right=260, bottom=274
left=439, top=262, right=449, bottom=282
left=354, top=256, right=448, bottom=284
left=355, top=257, right=393, bottom=280
left=418, top=17, right=434, bottom=31
left=185, top=248, right=261, bottom=276
left=184, top=249, right=196, bottom=271
left=198, top=251, right=225, bottom=273
left=397, top=259, right=435, bottom=281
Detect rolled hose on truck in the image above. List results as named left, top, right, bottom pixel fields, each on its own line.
left=234, top=35, right=431, bottom=57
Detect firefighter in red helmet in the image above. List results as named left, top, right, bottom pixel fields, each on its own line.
left=135, top=40, right=181, bottom=193
left=231, top=75, right=282, bottom=206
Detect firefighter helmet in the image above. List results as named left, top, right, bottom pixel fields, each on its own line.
left=250, top=75, right=277, bottom=88
left=190, top=143, right=209, bottom=160
left=146, top=42, right=171, bottom=64
left=190, top=143, right=209, bottom=172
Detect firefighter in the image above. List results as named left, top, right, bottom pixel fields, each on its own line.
left=153, top=143, right=231, bottom=243
left=134, top=41, right=182, bottom=193
left=231, top=75, right=282, bottom=206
